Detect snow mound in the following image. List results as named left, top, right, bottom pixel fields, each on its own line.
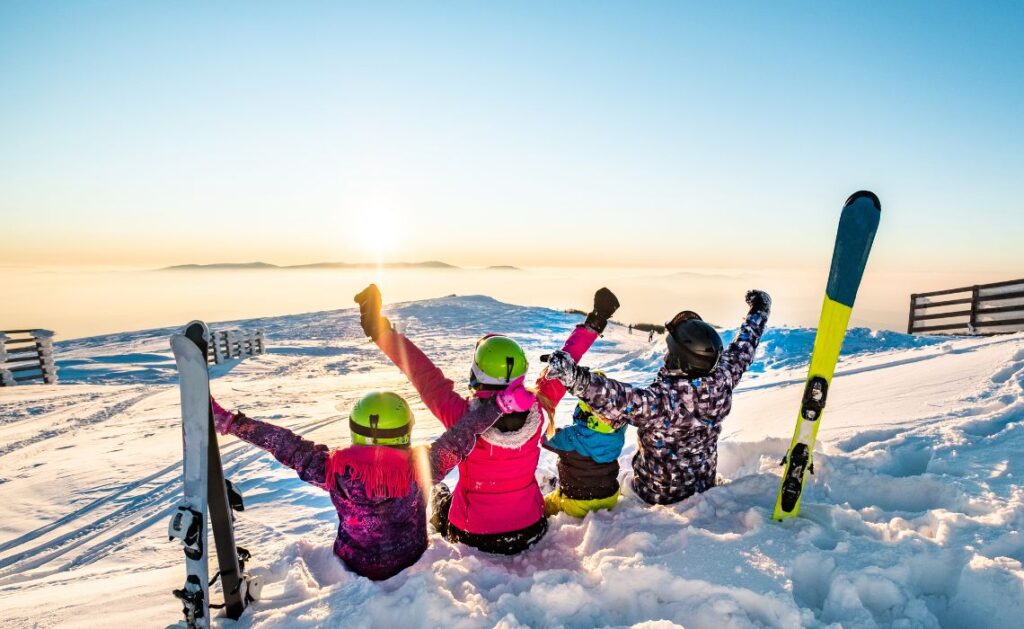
left=2, top=296, right=1023, bottom=628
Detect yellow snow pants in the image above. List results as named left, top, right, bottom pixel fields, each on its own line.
left=544, top=488, right=620, bottom=518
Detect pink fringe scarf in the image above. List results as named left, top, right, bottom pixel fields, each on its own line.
left=324, top=445, right=417, bottom=499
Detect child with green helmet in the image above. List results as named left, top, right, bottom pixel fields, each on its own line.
left=542, top=370, right=627, bottom=518
left=356, top=284, right=619, bottom=555
left=208, top=378, right=536, bottom=580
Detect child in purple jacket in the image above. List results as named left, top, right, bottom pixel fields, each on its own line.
left=210, top=378, right=535, bottom=581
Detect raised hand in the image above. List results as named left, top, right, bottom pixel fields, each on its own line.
left=354, top=284, right=392, bottom=340
left=745, top=289, right=771, bottom=315
left=543, top=350, right=581, bottom=386
left=584, top=287, right=621, bottom=334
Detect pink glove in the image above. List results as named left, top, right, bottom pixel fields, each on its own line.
left=495, top=376, right=537, bottom=414
left=210, top=395, right=237, bottom=435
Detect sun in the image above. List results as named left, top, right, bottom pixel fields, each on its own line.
left=352, top=209, right=404, bottom=260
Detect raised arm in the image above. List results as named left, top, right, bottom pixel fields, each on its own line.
left=563, top=366, right=690, bottom=432
left=536, top=287, right=619, bottom=409
left=376, top=330, right=469, bottom=427
left=427, top=381, right=536, bottom=481
left=717, top=290, right=771, bottom=388
left=356, top=285, right=468, bottom=427
left=536, top=324, right=599, bottom=408
left=212, top=397, right=330, bottom=489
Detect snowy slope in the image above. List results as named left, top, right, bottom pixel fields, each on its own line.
left=1, top=296, right=1022, bottom=628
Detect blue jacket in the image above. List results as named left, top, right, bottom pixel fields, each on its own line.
left=544, top=420, right=626, bottom=464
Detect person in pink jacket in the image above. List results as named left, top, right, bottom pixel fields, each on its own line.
left=354, top=285, right=619, bottom=555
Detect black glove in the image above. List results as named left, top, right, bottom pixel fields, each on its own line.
left=745, top=289, right=771, bottom=315
left=354, top=284, right=392, bottom=340
left=584, top=287, right=620, bottom=334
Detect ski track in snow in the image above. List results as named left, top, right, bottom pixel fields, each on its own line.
left=1, top=295, right=1023, bottom=628
left=0, top=388, right=157, bottom=458
left=0, top=414, right=343, bottom=585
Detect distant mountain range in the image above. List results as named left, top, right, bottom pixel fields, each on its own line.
left=159, top=261, right=522, bottom=271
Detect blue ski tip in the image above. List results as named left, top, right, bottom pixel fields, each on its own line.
left=844, top=190, right=881, bottom=211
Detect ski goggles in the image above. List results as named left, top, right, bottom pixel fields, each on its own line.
left=469, top=360, right=517, bottom=388
left=665, top=310, right=703, bottom=333
left=348, top=413, right=412, bottom=440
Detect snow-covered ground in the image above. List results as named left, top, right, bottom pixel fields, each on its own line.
left=1, top=296, right=1022, bottom=628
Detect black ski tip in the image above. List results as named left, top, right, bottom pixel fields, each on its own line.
left=844, top=190, right=881, bottom=212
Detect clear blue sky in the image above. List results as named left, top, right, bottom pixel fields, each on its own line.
left=1, top=1, right=1022, bottom=271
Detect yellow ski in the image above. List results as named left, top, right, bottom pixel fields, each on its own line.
left=773, top=191, right=881, bottom=521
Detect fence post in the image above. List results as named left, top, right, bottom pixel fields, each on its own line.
left=255, top=330, right=265, bottom=355
left=213, top=330, right=225, bottom=364
left=968, top=285, right=980, bottom=335
left=32, top=330, right=57, bottom=384
left=1, top=331, right=12, bottom=386
left=907, top=294, right=917, bottom=334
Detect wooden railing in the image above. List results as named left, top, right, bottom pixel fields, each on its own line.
left=908, top=279, right=1024, bottom=336
left=1, top=329, right=57, bottom=385
left=209, top=328, right=265, bottom=364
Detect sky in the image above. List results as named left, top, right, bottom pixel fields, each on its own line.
left=1, top=1, right=1022, bottom=273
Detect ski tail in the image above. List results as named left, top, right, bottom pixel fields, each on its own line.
left=773, top=191, right=881, bottom=521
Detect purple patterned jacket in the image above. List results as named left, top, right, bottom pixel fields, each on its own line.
left=227, top=398, right=503, bottom=580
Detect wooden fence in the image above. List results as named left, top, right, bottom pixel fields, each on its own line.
left=908, top=278, right=1024, bottom=335
left=1, top=329, right=57, bottom=385
left=209, top=328, right=266, bottom=364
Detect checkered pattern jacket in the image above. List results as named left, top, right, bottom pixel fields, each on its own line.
left=569, top=308, right=769, bottom=505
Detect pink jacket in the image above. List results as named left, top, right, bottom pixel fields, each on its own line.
left=375, top=325, right=597, bottom=534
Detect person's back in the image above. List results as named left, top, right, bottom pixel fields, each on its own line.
left=451, top=413, right=545, bottom=534
left=324, top=446, right=427, bottom=580
left=543, top=290, right=771, bottom=505
left=543, top=376, right=626, bottom=517
left=619, top=366, right=738, bottom=504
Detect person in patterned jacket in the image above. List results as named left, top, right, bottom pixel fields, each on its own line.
left=208, top=380, right=536, bottom=580
left=543, top=290, right=771, bottom=506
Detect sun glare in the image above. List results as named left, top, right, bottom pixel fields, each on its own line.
left=352, top=209, right=404, bottom=260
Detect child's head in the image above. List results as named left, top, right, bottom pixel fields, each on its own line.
left=469, top=334, right=528, bottom=392
left=349, top=391, right=414, bottom=447
left=664, top=310, right=723, bottom=377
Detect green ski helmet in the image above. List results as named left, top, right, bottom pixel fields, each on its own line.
left=469, top=334, right=528, bottom=389
left=349, top=391, right=414, bottom=446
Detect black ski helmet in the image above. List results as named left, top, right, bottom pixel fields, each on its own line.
left=664, top=311, right=723, bottom=377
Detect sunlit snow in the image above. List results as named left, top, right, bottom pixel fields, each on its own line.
left=1, top=296, right=1022, bottom=628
